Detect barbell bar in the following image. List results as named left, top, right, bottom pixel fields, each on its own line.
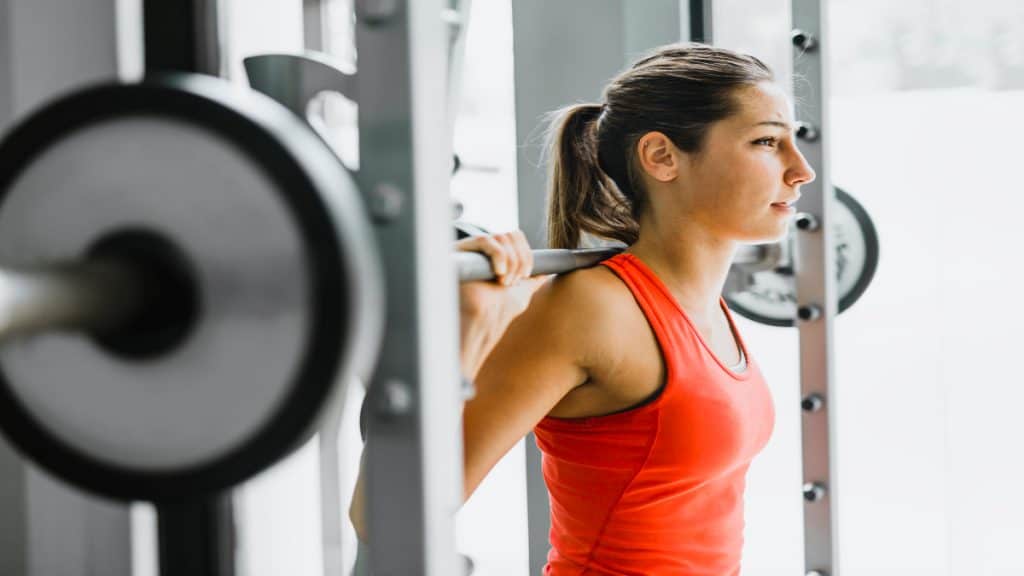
left=455, top=244, right=775, bottom=282
left=0, top=248, right=581, bottom=343
left=0, top=251, right=556, bottom=345
left=0, top=244, right=778, bottom=349
left=0, top=260, right=141, bottom=342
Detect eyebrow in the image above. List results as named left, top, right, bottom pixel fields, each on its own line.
left=752, top=120, right=794, bottom=131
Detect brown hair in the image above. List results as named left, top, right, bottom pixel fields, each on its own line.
left=546, top=43, right=773, bottom=249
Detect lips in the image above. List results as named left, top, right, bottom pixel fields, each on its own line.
left=771, top=197, right=800, bottom=208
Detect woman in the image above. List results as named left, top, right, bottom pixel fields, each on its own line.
left=464, top=43, right=814, bottom=575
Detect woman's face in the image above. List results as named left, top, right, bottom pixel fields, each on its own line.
left=666, top=81, right=815, bottom=243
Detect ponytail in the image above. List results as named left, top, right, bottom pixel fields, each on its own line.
left=545, top=104, right=640, bottom=249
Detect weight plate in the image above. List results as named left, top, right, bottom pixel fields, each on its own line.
left=725, top=187, right=879, bottom=327
left=0, top=74, right=383, bottom=500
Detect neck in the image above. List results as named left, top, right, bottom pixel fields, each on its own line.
left=626, top=214, right=738, bottom=319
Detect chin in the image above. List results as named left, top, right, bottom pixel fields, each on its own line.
left=740, top=223, right=789, bottom=244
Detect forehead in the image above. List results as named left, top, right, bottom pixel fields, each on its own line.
left=724, top=82, right=793, bottom=128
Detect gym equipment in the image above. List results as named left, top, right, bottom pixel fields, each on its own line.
left=0, top=74, right=384, bottom=575
left=454, top=220, right=490, bottom=239
left=725, top=187, right=879, bottom=326
left=456, top=247, right=622, bottom=281
left=243, top=52, right=356, bottom=118
left=454, top=244, right=768, bottom=282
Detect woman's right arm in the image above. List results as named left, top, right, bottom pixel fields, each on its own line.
left=462, top=272, right=598, bottom=501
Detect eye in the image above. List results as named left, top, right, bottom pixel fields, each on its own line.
left=753, top=137, right=778, bottom=147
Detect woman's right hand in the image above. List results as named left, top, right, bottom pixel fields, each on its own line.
left=456, top=231, right=549, bottom=380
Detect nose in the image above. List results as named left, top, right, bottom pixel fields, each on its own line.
left=785, top=144, right=816, bottom=187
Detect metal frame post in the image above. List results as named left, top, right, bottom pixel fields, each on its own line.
left=790, top=0, right=840, bottom=574
left=140, top=2, right=236, bottom=574
left=0, top=2, right=133, bottom=575
left=688, top=0, right=713, bottom=44
left=304, top=0, right=327, bottom=52
left=143, top=0, right=222, bottom=76
left=355, top=0, right=463, bottom=574
left=301, top=5, right=346, bottom=576
left=0, top=7, right=22, bottom=570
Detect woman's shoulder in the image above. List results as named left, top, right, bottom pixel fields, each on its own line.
left=530, top=261, right=656, bottom=388
left=531, top=263, right=635, bottom=330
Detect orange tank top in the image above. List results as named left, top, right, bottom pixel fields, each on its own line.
left=533, top=253, right=775, bottom=575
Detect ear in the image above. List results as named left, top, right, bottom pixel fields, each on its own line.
left=636, top=132, right=678, bottom=183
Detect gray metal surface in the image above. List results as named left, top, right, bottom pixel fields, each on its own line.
left=790, top=0, right=840, bottom=573
left=457, top=244, right=775, bottom=283
left=0, top=115, right=311, bottom=471
left=689, top=0, right=714, bottom=43
left=25, top=468, right=132, bottom=576
left=196, top=0, right=225, bottom=76
left=245, top=52, right=357, bottom=115
left=456, top=248, right=623, bottom=282
left=304, top=0, right=326, bottom=52
left=444, top=0, right=471, bottom=150
left=298, top=9, right=358, bottom=574
left=0, top=1, right=130, bottom=573
left=0, top=261, right=141, bottom=341
left=0, top=435, right=27, bottom=575
left=0, top=3, right=23, bottom=565
left=0, top=0, right=9, bottom=126
left=355, top=0, right=463, bottom=574
left=510, top=3, right=682, bottom=573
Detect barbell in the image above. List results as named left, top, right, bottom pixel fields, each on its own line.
left=0, top=74, right=381, bottom=501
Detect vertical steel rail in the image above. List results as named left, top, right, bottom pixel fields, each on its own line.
left=688, top=0, right=713, bottom=44
left=355, top=0, right=463, bottom=574
left=301, top=3, right=346, bottom=575
left=790, top=0, right=840, bottom=574
left=304, top=0, right=327, bottom=52
left=0, top=6, right=23, bottom=571
left=142, top=2, right=234, bottom=574
left=143, top=0, right=222, bottom=76
left=0, top=2, right=133, bottom=575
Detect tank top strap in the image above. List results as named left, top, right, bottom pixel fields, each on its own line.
left=600, top=252, right=686, bottom=352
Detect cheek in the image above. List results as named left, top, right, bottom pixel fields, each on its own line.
left=689, top=153, right=777, bottom=216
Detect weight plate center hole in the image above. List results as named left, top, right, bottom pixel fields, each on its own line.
left=86, top=228, right=200, bottom=360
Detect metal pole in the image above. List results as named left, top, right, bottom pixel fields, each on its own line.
left=688, top=0, right=713, bottom=44
left=0, top=263, right=141, bottom=341
left=790, top=0, right=840, bottom=574
left=0, top=2, right=132, bottom=575
left=356, top=0, right=462, bottom=573
left=156, top=494, right=235, bottom=576
left=143, top=0, right=222, bottom=76
left=303, top=0, right=327, bottom=52
left=0, top=2, right=22, bottom=566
